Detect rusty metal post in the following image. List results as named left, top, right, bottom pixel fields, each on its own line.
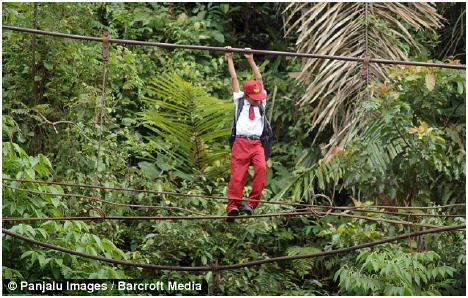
left=211, top=258, right=220, bottom=296
left=93, top=31, right=110, bottom=202
left=102, top=31, right=110, bottom=64
left=360, top=55, right=370, bottom=79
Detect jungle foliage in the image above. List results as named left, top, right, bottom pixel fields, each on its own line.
left=2, top=2, right=466, bottom=295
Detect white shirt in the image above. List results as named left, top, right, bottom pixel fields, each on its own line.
left=233, top=91, right=267, bottom=137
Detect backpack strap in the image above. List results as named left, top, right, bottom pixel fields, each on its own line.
left=258, top=103, right=266, bottom=125
left=258, top=104, right=263, bottom=116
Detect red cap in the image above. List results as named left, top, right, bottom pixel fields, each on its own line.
left=243, top=80, right=266, bottom=101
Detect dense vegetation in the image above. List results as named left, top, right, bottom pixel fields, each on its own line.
left=2, top=3, right=466, bottom=295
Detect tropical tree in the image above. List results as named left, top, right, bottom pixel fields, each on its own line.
left=283, top=2, right=443, bottom=148
left=139, top=74, right=233, bottom=179
left=2, top=142, right=129, bottom=282
left=334, top=244, right=459, bottom=295
left=278, top=65, right=466, bottom=207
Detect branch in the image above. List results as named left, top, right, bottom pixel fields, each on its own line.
left=33, top=110, right=74, bottom=134
left=392, top=119, right=413, bottom=149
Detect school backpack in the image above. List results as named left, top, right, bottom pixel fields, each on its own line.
left=228, top=98, right=274, bottom=160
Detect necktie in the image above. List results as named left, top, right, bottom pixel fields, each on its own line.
left=249, top=105, right=255, bottom=120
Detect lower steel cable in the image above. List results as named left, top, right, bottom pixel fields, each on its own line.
left=2, top=224, right=464, bottom=272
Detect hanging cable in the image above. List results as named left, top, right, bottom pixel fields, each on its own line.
left=5, top=186, right=464, bottom=218
left=2, top=211, right=444, bottom=228
left=4, top=177, right=465, bottom=211
left=2, top=25, right=465, bottom=70
left=2, top=224, right=464, bottom=272
left=3, top=186, right=207, bottom=215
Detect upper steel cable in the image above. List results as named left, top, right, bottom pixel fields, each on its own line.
left=2, top=25, right=466, bottom=70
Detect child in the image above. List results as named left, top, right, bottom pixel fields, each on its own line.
left=225, top=46, right=267, bottom=222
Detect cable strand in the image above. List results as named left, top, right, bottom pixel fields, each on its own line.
left=2, top=25, right=465, bottom=70
left=2, top=224, right=464, bottom=272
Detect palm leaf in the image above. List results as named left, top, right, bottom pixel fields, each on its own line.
left=283, top=3, right=443, bottom=146
left=139, top=73, right=232, bottom=177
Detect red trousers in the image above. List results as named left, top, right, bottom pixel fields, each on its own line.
left=227, top=138, right=266, bottom=212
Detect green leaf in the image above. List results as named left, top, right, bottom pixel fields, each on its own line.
left=457, top=81, right=464, bottom=94
left=414, top=272, right=420, bottom=286
left=20, top=251, right=34, bottom=259
left=30, top=251, right=38, bottom=264
left=418, top=270, right=428, bottom=284
left=36, top=228, right=48, bottom=239
left=43, top=62, right=53, bottom=70
left=37, top=254, right=47, bottom=268
left=401, top=269, right=412, bottom=284
left=371, top=261, right=379, bottom=272
left=212, top=32, right=224, bottom=43
left=24, top=225, right=36, bottom=237
left=25, top=168, right=35, bottom=179
left=50, top=197, right=61, bottom=208
left=76, top=246, right=86, bottom=254
left=138, top=161, right=160, bottom=179
left=87, top=247, right=98, bottom=256
left=219, top=4, right=229, bottom=14
left=93, top=235, right=103, bottom=250
left=54, top=258, right=63, bottom=266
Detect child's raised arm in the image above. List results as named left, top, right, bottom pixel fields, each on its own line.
left=244, top=47, right=262, bottom=85
left=225, top=46, right=240, bottom=92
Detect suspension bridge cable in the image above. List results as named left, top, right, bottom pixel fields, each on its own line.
left=349, top=208, right=464, bottom=218
left=2, top=224, right=464, bottom=272
left=2, top=25, right=466, bottom=70
left=1, top=212, right=443, bottom=228
left=4, top=178, right=465, bottom=211
left=2, top=211, right=320, bottom=223
left=3, top=178, right=307, bottom=209
left=4, top=184, right=446, bottom=227
left=4, top=186, right=207, bottom=215
left=2, top=184, right=451, bottom=227
left=2, top=228, right=209, bottom=272
left=315, top=211, right=440, bottom=228
left=217, top=224, right=466, bottom=270
left=5, top=185, right=464, bottom=218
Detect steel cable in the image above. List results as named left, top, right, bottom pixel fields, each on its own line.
left=3, top=186, right=207, bottom=215
left=5, top=186, right=464, bottom=220
left=4, top=178, right=465, bottom=211
left=2, top=25, right=466, bottom=70
left=1, top=211, right=444, bottom=228
left=2, top=224, right=465, bottom=272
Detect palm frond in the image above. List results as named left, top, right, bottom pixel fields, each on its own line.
left=283, top=3, right=443, bottom=144
left=139, top=73, right=232, bottom=177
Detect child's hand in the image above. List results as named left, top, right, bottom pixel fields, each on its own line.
left=225, top=46, right=233, bottom=59
left=244, top=47, right=254, bottom=60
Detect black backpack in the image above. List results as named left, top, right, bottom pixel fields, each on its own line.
left=228, top=98, right=274, bottom=160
